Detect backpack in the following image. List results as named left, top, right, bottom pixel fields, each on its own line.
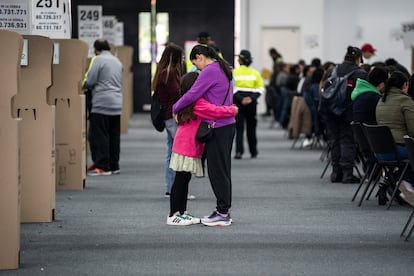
left=150, top=91, right=165, bottom=132
left=319, top=66, right=354, bottom=117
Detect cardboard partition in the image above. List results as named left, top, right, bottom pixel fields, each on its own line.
left=0, top=30, right=23, bottom=270
left=14, top=35, right=55, bottom=223
left=49, top=39, right=88, bottom=190
left=115, top=46, right=134, bottom=133
left=54, top=95, right=86, bottom=190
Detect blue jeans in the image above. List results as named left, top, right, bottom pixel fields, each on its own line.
left=376, top=145, right=414, bottom=184
left=165, top=118, right=177, bottom=193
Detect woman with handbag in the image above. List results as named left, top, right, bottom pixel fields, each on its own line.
left=152, top=44, right=194, bottom=200
left=172, top=45, right=236, bottom=226
left=167, top=72, right=238, bottom=226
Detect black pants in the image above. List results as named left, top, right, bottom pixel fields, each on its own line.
left=205, top=123, right=235, bottom=214
left=235, top=103, right=258, bottom=157
left=170, top=171, right=191, bottom=216
left=89, top=113, right=120, bottom=172
left=325, top=115, right=356, bottom=176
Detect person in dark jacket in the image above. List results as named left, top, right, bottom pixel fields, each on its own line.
left=304, top=67, right=324, bottom=137
left=351, top=66, right=389, bottom=124
left=323, top=46, right=368, bottom=183
left=152, top=45, right=183, bottom=197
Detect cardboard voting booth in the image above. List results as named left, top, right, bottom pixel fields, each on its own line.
left=13, top=35, right=55, bottom=223
left=115, top=45, right=134, bottom=133
left=48, top=39, right=88, bottom=190
left=0, top=30, right=23, bottom=270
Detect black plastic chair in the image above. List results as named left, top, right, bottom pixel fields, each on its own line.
left=362, top=124, right=409, bottom=209
left=320, top=134, right=362, bottom=180
left=401, top=135, right=414, bottom=241
left=350, top=122, right=380, bottom=205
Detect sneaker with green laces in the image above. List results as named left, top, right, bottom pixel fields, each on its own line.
left=182, top=212, right=201, bottom=224
left=166, top=212, right=192, bottom=226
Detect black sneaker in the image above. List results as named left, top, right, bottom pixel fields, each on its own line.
left=377, top=185, right=389, bottom=205
left=342, top=175, right=360, bottom=184
left=234, top=153, right=242, bottom=159
left=330, top=171, right=343, bottom=183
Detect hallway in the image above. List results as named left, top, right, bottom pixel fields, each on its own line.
left=6, top=114, right=414, bottom=276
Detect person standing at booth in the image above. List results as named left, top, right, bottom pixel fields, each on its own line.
left=83, top=39, right=123, bottom=176
left=233, top=50, right=264, bottom=159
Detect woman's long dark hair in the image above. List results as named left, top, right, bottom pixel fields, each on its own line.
left=152, top=44, right=183, bottom=92
left=381, top=70, right=408, bottom=102
left=189, top=44, right=232, bottom=81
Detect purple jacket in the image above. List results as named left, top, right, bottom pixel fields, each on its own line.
left=173, top=62, right=235, bottom=128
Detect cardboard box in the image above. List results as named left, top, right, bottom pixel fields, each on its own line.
left=0, top=30, right=23, bottom=270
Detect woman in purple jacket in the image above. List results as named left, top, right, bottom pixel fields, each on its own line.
left=167, top=72, right=238, bottom=226
left=173, top=45, right=235, bottom=226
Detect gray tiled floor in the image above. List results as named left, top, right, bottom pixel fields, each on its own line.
left=3, top=113, right=414, bottom=276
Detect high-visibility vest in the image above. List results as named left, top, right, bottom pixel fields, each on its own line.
left=233, top=65, right=265, bottom=94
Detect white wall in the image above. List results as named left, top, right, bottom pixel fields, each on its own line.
left=240, top=0, right=324, bottom=69
left=239, top=0, right=414, bottom=73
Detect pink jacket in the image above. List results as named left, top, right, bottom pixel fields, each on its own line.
left=172, top=98, right=237, bottom=158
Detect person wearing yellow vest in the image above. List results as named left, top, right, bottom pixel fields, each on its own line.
left=233, top=50, right=264, bottom=159
left=186, top=32, right=223, bottom=72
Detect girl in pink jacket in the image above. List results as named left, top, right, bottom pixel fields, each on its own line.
left=167, top=72, right=238, bottom=226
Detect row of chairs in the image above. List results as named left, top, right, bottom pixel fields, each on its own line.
left=350, top=122, right=414, bottom=241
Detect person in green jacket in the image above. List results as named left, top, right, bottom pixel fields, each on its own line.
left=351, top=66, right=388, bottom=125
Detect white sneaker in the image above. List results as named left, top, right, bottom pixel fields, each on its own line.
left=302, top=138, right=313, bottom=148
left=183, top=212, right=201, bottom=224
left=399, top=180, right=414, bottom=206
left=166, top=212, right=192, bottom=226
left=187, top=194, right=196, bottom=200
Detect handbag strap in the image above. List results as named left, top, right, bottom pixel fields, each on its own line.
left=211, top=81, right=232, bottom=127
left=221, top=81, right=231, bottom=105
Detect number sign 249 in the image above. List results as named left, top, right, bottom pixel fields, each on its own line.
left=79, top=10, right=100, bottom=21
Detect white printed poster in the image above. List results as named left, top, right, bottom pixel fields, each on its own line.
left=31, top=0, right=72, bottom=38
left=113, top=21, right=124, bottom=46
left=78, top=5, right=102, bottom=57
left=102, top=15, right=116, bottom=45
left=402, top=21, right=414, bottom=49
left=0, top=0, right=29, bottom=33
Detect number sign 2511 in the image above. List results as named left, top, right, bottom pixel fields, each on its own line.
left=36, top=0, right=60, bottom=8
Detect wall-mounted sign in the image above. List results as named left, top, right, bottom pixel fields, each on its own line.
left=102, top=15, right=116, bottom=45
left=402, top=21, right=414, bottom=49
left=31, top=0, right=72, bottom=38
left=78, top=5, right=102, bottom=57
left=0, top=1, right=29, bottom=33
